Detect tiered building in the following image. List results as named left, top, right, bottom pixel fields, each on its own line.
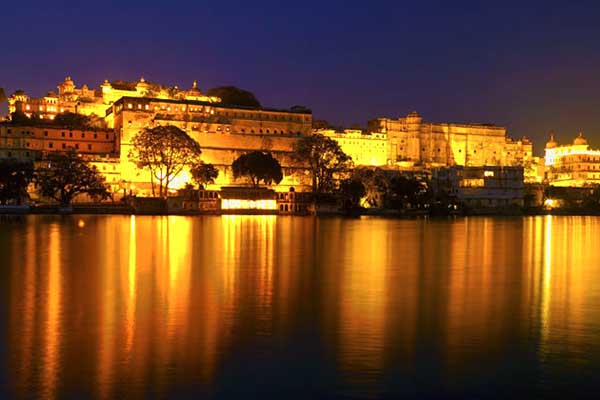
left=368, top=111, right=533, bottom=168
left=2, top=77, right=555, bottom=202
left=8, top=76, right=220, bottom=121
left=544, top=133, right=600, bottom=186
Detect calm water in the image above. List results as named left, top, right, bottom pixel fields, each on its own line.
left=2, top=215, right=600, bottom=399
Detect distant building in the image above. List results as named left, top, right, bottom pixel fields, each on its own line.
left=368, top=111, right=533, bottom=168
left=544, top=133, right=600, bottom=186
left=317, top=129, right=388, bottom=166
left=432, top=166, right=525, bottom=208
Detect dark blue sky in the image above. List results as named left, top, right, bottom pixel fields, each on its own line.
left=2, top=0, right=600, bottom=154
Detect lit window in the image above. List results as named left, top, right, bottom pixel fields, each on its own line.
left=484, top=170, right=494, bottom=177
left=26, top=105, right=31, bottom=110
left=128, top=104, right=133, bottom=109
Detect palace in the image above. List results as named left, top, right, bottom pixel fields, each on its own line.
left=317, top=129, right=388, bottom=166
left=368, top=111, right=533, bottom=168
left=1, top=76, right=548, bottom=201
left=109, top=96, right=313, bottom=193
left=544, top=133, right=600, bottom=186
left=8, top=76, right=220, bottom=121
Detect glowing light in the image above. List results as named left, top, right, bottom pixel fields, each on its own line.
left=77, top=219, right=85, bottom=228
left=221, top=199, right=277, bottom=210
left=544, top=199, right=558, bottom=209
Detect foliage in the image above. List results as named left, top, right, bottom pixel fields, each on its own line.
left=9, top=111, right=35, bottom=125
left=35, top=151, right=110, bottom=206
left=8, top=111, right=97, bottom=129
left=53, top=112, right=92, bottom=129
left=339, top=178, right=366, bottom=209
left=290, top=105, right=312, bottom=113
left=232, top=151, right=283, bottom=188
left=352, top=168, right=390, bottom=207
left=384, top=176, right=430, bottom=209
left=312, top=119, right=344, bottom=131
left=0, top=87, right=6, bottom=106
left=207, top=86, right=261, bottom=108
left=292, top=134, right=353, bottom=193
left=190, top=163, right=219, bottom=189
left=128, top=125, right=202, bottom=197
left=0, top=159, right=34, bottom=205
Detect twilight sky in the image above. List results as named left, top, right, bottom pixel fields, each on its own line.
left=2, top=0, right=600, bottom=154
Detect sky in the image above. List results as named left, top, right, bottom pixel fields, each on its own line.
left=2, top=0, right=600, bottom=154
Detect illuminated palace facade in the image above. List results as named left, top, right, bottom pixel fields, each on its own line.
left=8, top=76, right=220, bottom=120
left=544, top=133, right=600, bottom=186
left=368, top=111, right=533, bottom=168
left=108, top=96, right=312, bottom=192
left=3, top=76, right=313, bottom=194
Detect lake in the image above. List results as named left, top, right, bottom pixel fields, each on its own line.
left=1, top=215, right=600, bottom=399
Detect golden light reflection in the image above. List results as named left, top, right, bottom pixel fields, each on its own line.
left=41, top=224, right=62, bottom=400
left=337, top=219, right=388, bottom=381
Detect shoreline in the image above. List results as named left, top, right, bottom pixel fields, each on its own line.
left=1, top=205, right=600, bottom=217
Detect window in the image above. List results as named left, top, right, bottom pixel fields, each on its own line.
left=7, top=151, right=12, bottom=157
left=75, top=144, right=79, bottom=149
left=44, top=131, right=48, bottom=137
left=88, top=144, right=92, bottom=150
left=127, top=103, right=133, bottom=109
left=69, top=132, right=73, bottom=138
left=94, top=133, right=97, bottom=139
left=61, top=132, right=65, bottom=137
left=7, top=129, right=11, bottom=134
left=62, top=143, right=66, bottom=149
left=48, top=142, right=53, bottom=148
left=81, top=133, right=85, bottom=138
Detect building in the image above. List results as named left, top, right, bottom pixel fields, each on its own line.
left=544, top=133, right=600, bottom=186
left=368, top=111, right=533, bottom=168
left=317, top=129, right=388, bottom=166
left=108, top=96, right=313, bottom=194
left=431, top=166, right=525, bottom=209
left=8, top=76, right=220, bottom=121
left=0, top=124, right=117, bottom=160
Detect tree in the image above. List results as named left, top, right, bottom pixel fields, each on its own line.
left=231, top=151, right=283, bottom=188
left=353, top=167, right=390, bottom=207
left=190, top=162, right=219, bottom=189
left=0, top=159, right=34, bottom=205
left=35, top=151, right=110, bottom=207
left=129, top=125, right=202, bottom=197
left=292, top=134, right=353, bottom=193
left=0, top=87, right=6, bottom=106
left=53, top=112, right=92, bottom=129
left=207, top=86, right=261, bottom=108
left=339, top=178, right=366, bottom=210
left=385, top=176, right=430, bottom=209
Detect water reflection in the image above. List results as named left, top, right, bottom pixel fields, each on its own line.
left=4, top=215, right=600, bottom=398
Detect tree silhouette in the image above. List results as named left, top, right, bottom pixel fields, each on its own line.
left=207, top=86, right=261, bottom=108
left=190, top=162, right=219, bottom=189
left=292, top=134, right=352, bottom=193
left=35, top=151, right=109, bottom=207
left=232, top=151, right=283, bottom=188
left=0, top=159, right=34, bottom=205
left=129, top=125, right=202, bottom=197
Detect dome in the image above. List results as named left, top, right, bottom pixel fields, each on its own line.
left=573, top=132, right=588, bottom=146
left=137, top=76, right=149, bottom=88
left=546, top=133, right=558, bottom=149
left=188, top=80, right=202, bottom=95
